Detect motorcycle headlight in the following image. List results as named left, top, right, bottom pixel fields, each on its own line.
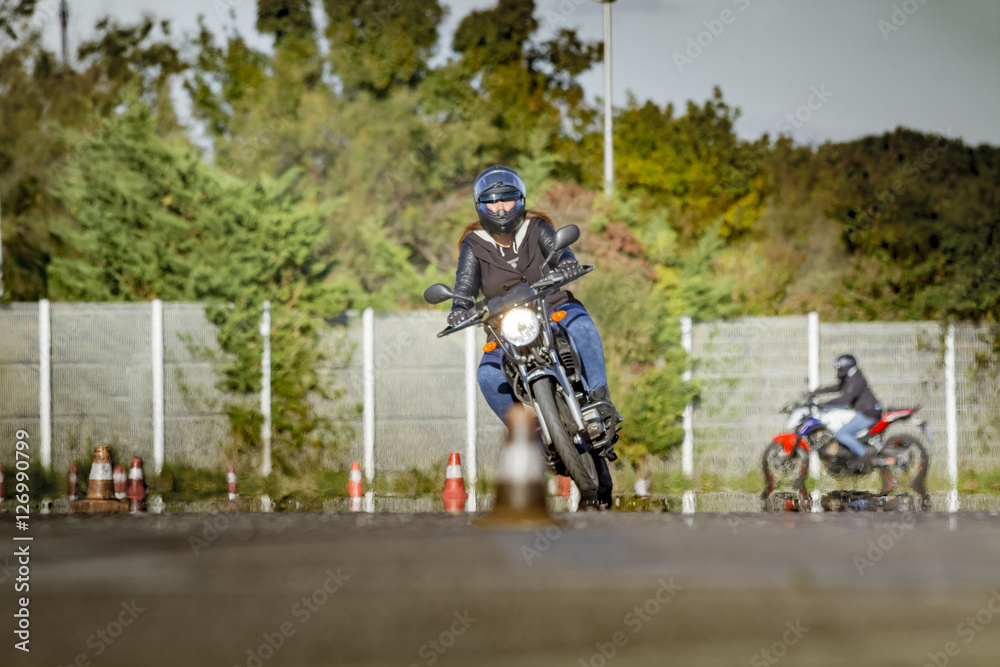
left=500, top=307, right=540, bottom=346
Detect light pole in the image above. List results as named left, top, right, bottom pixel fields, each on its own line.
left=598, top=0, right=615, bottom=197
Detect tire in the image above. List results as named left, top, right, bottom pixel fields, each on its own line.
left=532, top=377, right=599, bottom=498
left=879, top=428, right=930, bottom=496
left=761, top=441, right=808, bottom=499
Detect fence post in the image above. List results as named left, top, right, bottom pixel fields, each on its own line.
left=260, top=301, right=272, bottom=477
left=362, top=307, right=375, bottom=494
left=680, top=316, right=693, bottom=478
left=807, top=312, right=821, bottom=480
left=465, top=327, right=478, bottom=512
left=39, top=299, right=51, bottom=470
left=152, top=299, right=164, bottom=475
left=945, top=323, right=958, bottom=512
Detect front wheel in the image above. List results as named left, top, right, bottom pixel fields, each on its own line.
left=879, top=430, right=930, bottom=496
left=761, top=441, right=808, bottom=499
left=532, top=377, right=599, bottom=499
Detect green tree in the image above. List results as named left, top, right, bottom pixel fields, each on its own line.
left=49, top=98, right=356, bottom=473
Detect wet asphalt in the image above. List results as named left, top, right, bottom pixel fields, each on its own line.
left=3, top=510, right=1000, bottom=666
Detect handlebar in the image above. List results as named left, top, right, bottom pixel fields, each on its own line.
left=435, top=265, right=595, bottom=338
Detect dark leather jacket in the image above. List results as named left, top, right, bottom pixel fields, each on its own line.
left=451, top=217, right=579, bottom=315
left=816, top=368, right=883, bottom=419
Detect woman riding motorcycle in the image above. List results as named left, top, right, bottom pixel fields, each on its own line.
left=449, top=165, right=621, bottom=507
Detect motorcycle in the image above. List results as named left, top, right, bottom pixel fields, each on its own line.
left=423, top=224, right=620, bottom=507
left=762, top=392, right=932, bottom=500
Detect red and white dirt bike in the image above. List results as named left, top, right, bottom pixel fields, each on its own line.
left=762, top=393, right=932, bottom=499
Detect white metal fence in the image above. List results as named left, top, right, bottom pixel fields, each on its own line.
left=1, top=303, right=997, bottom=489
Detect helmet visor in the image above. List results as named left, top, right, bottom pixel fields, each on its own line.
left=474, top=167, right=526, bottom=202
left=477, top=190, right=523, bottom=205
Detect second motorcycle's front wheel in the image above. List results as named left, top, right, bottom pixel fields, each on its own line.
left=532, top=377, right=599, bottom=500
left=761, top=441, right=808, bottom=499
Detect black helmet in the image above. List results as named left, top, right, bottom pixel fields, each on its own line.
left=834, top=353, right=858, bottom=379
left=473, top=165, right=526, bottom=236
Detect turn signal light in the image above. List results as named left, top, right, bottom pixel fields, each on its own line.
left=483, top=341, right=497, bottom=352
left=551, top=311, right=567, bottom=322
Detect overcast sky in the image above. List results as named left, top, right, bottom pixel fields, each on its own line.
left=38, top=0, right=1000, bottom=147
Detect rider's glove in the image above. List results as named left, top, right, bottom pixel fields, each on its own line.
left=448, top=309, right=469, bottom=327
left=557, top=258, right=585, bottom=280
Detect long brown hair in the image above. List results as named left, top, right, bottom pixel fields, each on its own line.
left=458, top=210, right=553, bottom=250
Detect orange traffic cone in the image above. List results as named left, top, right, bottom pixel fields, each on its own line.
left=441, top=452, right=469, bottom=514
left=348, top=462, right=363, bottom=512
left=73, top=446, right=128, bottom=514
left=475, top=405, right=558, bottom=528
left=125, top=458, right=146, bottom=514
left=227, top=466, right=238, bottom=511
left=113, top=465, right=127, bottom=500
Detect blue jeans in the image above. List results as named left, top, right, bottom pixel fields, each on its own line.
left=478, top=302, right=608, bottom=422
left=836, top=412, right=876, bottom=457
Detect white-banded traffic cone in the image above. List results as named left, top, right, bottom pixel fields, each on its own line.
left=441, top=453, right=469, bottom=514
left=227, top=466, right=238, bottom=511
left=74, top=446, right=128, bottom=514
left=113, top=465, right=127, bottom=500
left=125, top=458, right=146, bottom=513
left=348, top=462, right=363, bottom=512
left=68, top=465, right=79, bottom=501
left=475, top=405, right=558, bottom=528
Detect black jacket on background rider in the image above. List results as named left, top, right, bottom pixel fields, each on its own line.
left=815, top=368, right=883, bottom=419
left=451, top=217, right=579, bottom=316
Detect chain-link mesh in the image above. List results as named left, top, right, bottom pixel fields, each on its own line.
left=691, top=316, right=810, bottom=480
left=163, top=303, right=244, bottom=468
left=2, top=304, right=998, bottom=487
left=956, top=324, right=1000, bottom=472
left=0, top=304, right=40, bottom=462
left=50, top=303, right=153, bottom=472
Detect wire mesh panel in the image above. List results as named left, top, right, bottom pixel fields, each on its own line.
left=819, top=321, right=947, bottom=480
left=691, top=317, right=811, bottom=480
left=955, top=324, right=1000, bottom=473
left=163, top=303, right=242, bottom=468
left=373, top=312, right=466, bottom=472
left=313, top=311, right=364, bottom=470
left=0, top=304, right=40, bottom=462
left=50, top=303, right=153, bottom=472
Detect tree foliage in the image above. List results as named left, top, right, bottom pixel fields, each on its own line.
left=1, top=0, right=997, bottom=474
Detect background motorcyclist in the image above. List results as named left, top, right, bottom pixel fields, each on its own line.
left=812, top=354, right=884, bottom=472
left=448, top=165, right=620, bottom=507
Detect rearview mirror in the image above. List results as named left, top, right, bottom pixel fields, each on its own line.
left=423, top=283, right=455, bottom=305
left=552, top=224, right=580, bottom=253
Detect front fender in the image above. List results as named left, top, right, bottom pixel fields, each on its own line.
left=773, top=432, right=809, bottom=455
